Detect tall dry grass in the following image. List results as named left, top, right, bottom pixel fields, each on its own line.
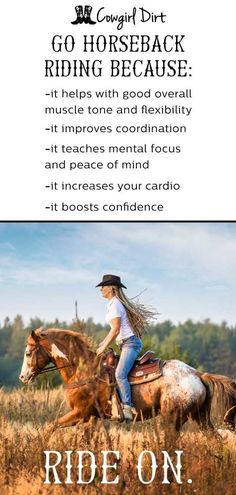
left=0, top=387, right=235, bottom=495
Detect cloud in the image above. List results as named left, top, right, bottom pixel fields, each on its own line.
left=0, top=262, right=96, bottom=286
left=0, top=223, right=236, bottom=325
left=0, top=242, right=16, bottom=252
left=2, top=222, right=236, bottom=289
left=96, top=223, right=236, bottom=286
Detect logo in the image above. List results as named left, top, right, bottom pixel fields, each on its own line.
left=71, top=5, right=96, bottom=25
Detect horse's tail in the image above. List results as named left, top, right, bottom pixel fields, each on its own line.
left=200, top=372, right=236, bottom=423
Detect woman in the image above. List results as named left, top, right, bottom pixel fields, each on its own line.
left=96, top=274, right=156, bottom=420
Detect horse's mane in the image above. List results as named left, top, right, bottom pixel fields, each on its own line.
left=35, top=327, right=95, bottom=362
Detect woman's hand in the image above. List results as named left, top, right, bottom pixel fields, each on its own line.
left=96, top=343, right=107, bottom=356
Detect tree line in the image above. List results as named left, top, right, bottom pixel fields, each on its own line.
left=0, top=315, right=235, bottom=387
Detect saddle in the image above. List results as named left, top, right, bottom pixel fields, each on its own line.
left=103, top=348, right=165, bottom=386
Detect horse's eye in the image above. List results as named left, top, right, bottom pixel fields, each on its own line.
left=26, top=351, right=31, bottom=357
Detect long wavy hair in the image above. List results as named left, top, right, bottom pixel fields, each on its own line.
left=110, top=285, right=158, bottom=338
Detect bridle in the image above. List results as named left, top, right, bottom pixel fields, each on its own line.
left=27, top=341, right=110, bottom=389
left=27, top=341, right=75, bottom=376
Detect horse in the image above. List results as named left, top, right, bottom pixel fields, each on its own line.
left=19, top=327, right=236, bottom=432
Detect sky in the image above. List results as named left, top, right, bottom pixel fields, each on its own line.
left=0, top=222, right=236, bottom=327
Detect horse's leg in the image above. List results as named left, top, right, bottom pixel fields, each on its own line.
left=190, top=406, right=215, bottom=431
left=160, top=405, right=187, bottom=442
left=44, top=408, right=83, bottom=436
left=44, top=409, right=85, bottom=438
left=56, top=408, right=84, bottom=427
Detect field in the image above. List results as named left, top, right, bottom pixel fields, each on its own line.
left=0, top=387, right=235, bottom=495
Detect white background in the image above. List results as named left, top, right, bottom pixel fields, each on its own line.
left=0, top=0, right=235, bottom=220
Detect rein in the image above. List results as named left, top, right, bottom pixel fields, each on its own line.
left=37, top=363, right=74, bottom=375
left=65, top=354, right=116, bottom=390
left=65, top=375, right=116, bottom=390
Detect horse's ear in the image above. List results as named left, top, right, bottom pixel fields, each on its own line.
left=31, top=330, right=38, bottom=341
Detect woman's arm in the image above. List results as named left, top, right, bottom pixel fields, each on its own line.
left=96, top=317, right=121, bottom=356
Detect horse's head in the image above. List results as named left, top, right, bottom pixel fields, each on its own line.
left=19, top=330, right=51, bottom=384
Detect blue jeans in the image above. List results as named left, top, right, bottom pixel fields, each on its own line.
left=115, top=335, right=142, bottom=406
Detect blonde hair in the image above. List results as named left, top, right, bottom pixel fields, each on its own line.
left=110, top=286, right=158, bottom=339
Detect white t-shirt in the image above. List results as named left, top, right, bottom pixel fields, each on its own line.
left=105, top=297, right=134, bottom=344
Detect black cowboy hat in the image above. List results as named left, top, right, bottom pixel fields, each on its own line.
left=96, top=274, right=127, bottom=289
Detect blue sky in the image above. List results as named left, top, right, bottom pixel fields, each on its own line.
left=0, top=222, right=236, bottom=327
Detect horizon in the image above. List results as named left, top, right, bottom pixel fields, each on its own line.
left=0, top=313, right=234, bottom=330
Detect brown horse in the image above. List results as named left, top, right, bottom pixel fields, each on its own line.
left=19, top=328, right=236, bottom=431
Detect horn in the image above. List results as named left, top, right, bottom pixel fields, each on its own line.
left=224, top=405, right=236, bottom=426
